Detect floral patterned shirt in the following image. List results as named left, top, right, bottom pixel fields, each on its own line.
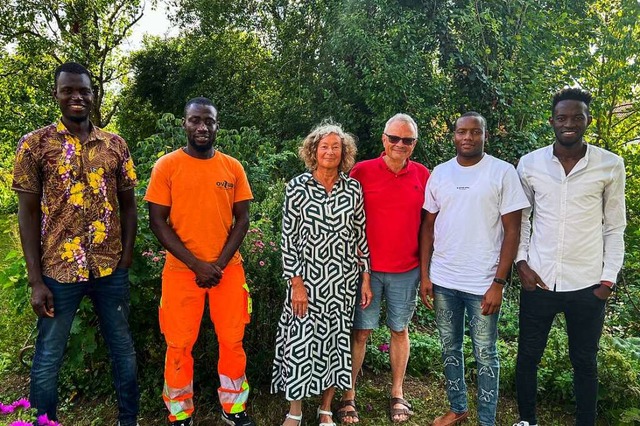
left=12, top=121, right=137, bottom=283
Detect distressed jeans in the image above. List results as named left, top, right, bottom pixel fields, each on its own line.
left=30, top=269, right=139, bottom=426
left=434, top=284, right=500, bottom=426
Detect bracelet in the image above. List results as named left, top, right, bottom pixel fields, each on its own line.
left=493, top=277, right=508, bottom=286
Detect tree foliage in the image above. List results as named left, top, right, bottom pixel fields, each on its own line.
left=0, top=0, right=145, bottom=127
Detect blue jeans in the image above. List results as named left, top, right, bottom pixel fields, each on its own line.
left=434, top=284, right=500, bottom=426
left=30, top=269, right=139, bottom=425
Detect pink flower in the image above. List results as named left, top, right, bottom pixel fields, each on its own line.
left=9, top=421, right=33, bottom=426
left=11, top=399, right=30, bottom=410
left=152, top=256, right=160, bottom=262
left=0, top=403, right=14, bottom=414
left=378, top=342, right=390, bottom=353
left=259, top=261, right=265, bottom=267
left=37, top=413, right=61, bottom=425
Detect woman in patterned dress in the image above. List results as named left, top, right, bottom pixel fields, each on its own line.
left=271, top=122, right=372, bottom=426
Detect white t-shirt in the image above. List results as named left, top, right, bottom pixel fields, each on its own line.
left=424, top=154, right=530, bottom=295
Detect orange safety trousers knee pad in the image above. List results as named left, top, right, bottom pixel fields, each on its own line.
left=159, top=263, right=252, bottom=421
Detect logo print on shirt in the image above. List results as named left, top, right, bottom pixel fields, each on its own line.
left=216, top=180, right=235, bottom=189
left=456, top=186, right=470, bottom=190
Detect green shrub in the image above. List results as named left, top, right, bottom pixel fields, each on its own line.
left=597, top=335, right=640, bottom=422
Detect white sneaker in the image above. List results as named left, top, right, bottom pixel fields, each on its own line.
left=513, top=422, right=538, bottom=426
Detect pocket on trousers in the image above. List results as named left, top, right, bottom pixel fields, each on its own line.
left=242, top=282, right=252, bottom=324
left=590, top=287, right=609, bottom=302
left=158, top=304, right=167, bottom=335
left=111, top=267, right=130, bottom=285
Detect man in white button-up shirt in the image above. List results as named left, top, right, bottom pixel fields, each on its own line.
left=512, top=88, right=626, bottom=426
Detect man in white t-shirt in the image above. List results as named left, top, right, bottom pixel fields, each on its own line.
left=419, top=112, right=529, bottom=426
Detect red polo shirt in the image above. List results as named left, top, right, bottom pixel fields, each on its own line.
left=350, top=155, right=430, bottom=273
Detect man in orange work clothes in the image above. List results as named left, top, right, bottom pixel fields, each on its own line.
left=145, top=97, right=255, bottom=426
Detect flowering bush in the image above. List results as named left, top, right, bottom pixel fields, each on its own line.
left=240, top=186, right=288, bottom=384
left=0, top=398, right=61, bottom=426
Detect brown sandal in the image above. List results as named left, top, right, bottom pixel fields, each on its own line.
left=336, top=400, right=359, bottom=424
left=389, top=397, right=414, bottom=423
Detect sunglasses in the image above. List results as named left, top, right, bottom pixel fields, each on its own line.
left=384, top=133, right=417, bottom=146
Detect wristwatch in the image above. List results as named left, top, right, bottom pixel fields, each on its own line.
left=493, top=277, right=508, bottom=286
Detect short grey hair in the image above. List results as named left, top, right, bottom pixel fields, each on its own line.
left=384, top=113, right=419, bottom=139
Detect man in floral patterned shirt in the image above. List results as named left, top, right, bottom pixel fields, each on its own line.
left=12, top=62, right=139, bottom=426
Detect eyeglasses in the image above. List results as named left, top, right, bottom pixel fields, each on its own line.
left=384, top=133, right=417, bottom=146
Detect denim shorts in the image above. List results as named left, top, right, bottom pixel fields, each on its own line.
left=353, top=267, right=419, bottom=332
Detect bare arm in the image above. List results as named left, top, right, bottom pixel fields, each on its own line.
left=418, top=209, right=437, bottom=309
left=214, top=200, right=251, bottom=270
left=147, top=201, right=222, bottom=287
left=482, top=210, right=521, bottom=315
left=116, top=188, right=137, bottom=269
left=17, top=192, right=53, bottom=317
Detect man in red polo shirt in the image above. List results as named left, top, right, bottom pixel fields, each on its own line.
left=338, top=113, right=430, bottom=424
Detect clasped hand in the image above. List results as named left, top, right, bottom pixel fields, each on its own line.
left=192, top=260, right=224, bottom=288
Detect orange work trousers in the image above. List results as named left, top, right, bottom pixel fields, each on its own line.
left=159, top=263, right=251, bottom=422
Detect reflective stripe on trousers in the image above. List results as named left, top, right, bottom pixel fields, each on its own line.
left=219, top=374, right=250, bottom=414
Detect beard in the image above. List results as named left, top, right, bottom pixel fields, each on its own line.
left=188, top=135, right=215, bottom=153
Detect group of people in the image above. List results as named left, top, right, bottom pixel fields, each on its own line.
left=12, top=61, right=625, bottom=426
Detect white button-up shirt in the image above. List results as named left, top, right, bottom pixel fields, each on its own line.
left=516, top=144, right=626, bottom=291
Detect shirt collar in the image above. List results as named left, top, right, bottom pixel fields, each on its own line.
left=55, top=120, right=109, bottom=144
left=377, top=152, right=412, bottom=175
left=547, top=142, right=591, bottom=163
left=302, top=171, right=348, bottom=185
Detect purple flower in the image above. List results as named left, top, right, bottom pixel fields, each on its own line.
left=0, top=403, right=15, bottom=414
left=37, top=413, right=61, bottom=425
left=11, top=399, right=30, bottom=410
left=378, top=342, right=390, bottom=353
left=9, top=421, right=33, bottom=426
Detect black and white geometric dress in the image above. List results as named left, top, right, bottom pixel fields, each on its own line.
left=271, top=172, right=371, bottom=400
